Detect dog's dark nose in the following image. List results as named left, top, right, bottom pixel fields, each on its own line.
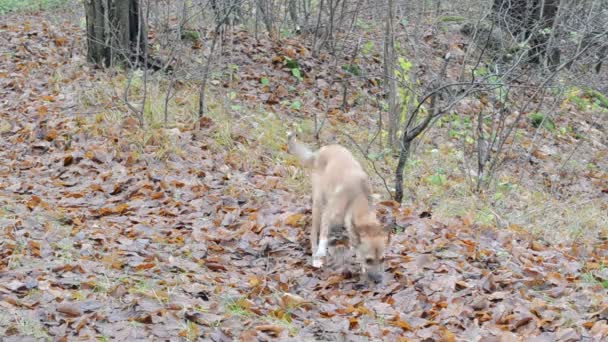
left=369, top=273, right=383, bottom=284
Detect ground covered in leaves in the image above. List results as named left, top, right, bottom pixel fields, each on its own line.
left=1, top=8, right=608, bottom=342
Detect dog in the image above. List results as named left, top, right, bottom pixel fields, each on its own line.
left=287, top=132, right=388, bottom=284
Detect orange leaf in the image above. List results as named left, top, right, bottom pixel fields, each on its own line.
left=390, top=315, right=413, bottom=331
left=151, top=192, right=164, bottom=200
left=26, top=196, right=48, bottom=210
left=28, top=240, right=41, bottom=257
left=441, top=328, right=456, bottom=342
left=85, top=150, right=95, bottom=159
left=379, top=200, right=400, bottom=208
left=54, top=37, right=67, bottom=46
left=45, top=129, right=57, bottom=141
left=134, top=263, right=156, bottom=271
left=249, top=275, right=262, bottom=288
left=349, top=317, right=359, bottom=330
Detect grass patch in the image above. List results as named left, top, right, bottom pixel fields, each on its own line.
left=15, top=314, right=49, bottom=339
left=0, top=0, right=68, bottom=14
left=224, top=297, right=256, bottom=317
left=439, top=16, right=466, bottom=23
left=566, top=87, right=608, bottom=111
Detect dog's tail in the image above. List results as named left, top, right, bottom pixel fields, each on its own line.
left=287, top=132, right=316, bottom=168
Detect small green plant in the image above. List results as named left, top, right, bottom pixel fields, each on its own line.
left=54, top=238, right=75, bottom=263
left=129, top=279, right=153, bottom=295
left=473, top=66, right=489, bottom=77
left=290, top=100, right=302, bottom=111
left=355, top=19, right=372, bottom=31
left=260, top=77, right=270, bottom=85
left=283, top=57, right=303, bottom=82
left=529, top=112, right=556, bottom=131
left=291, top=68, right=303, bottom=82
left=487, top=75, right=508, bottom=104
left=342, top=64, right=362, bottom=76
left=180, top=30, right=200, bottom=42
left=584, top=88, right=608, bottom=110
left=367, top=148, right=392, bottom=161
left=426, top=168, right=447, bottom=186
left=394, top=57, right=417, bottom=126
left=361, top=41, right=375, bottom=56
left=475, top=207, right=495, bottom=226
left=182, top=320, right=200, bottom=341
left=581, top=272, right=596, bottom=284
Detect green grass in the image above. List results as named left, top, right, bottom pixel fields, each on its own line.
left=439, top=16, right=466, bottom=23
left=15, top=315, right=49, bottom=339
left=0, top=0, right=68, bottom=14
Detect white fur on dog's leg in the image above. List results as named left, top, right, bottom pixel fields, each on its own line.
left=312, top=257, right=323, bottom=268
left=316, top=239, right=328, bottom=257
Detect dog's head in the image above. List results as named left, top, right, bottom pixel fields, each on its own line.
left=353, top=217, right=389, bottom=284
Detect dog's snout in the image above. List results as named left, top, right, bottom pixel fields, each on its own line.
left=368, top=272, right=383, bottom=284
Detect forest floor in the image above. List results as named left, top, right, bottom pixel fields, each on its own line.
left=1, top=4, right=608, bottom=341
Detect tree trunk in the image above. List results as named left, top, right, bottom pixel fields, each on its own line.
left=493, top=0, right=559, bottom=65
left=384, top=0, right=397, bottom=149
left=84, top=0, right=145, bottom=67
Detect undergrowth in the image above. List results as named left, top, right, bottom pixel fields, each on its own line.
left=76, top=68, right=607, bottom=247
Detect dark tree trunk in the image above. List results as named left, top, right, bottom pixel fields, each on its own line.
left=493, top=0, right=559, bottom=66
left=84, top=0, right=145, bottom=68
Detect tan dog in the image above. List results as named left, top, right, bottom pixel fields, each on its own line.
left=287, top=132, right=388, bottom=283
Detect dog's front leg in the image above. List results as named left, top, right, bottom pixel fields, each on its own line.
left=314, top=210, right=335, bottom=267
left=311, top=199, right=322, bottom=268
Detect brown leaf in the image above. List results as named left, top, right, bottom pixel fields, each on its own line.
left=27, top=195, right=48, bottom=210
left=54, top=36, right=67, bottom=46
left=239, top=330, right=258, bottom=342
left=255, top=324, right=284, bottom=337
left=63, top=155, right=74, bottom=166
left=280, top=293, right=312, bottom=310
left=57, top=302, right=82, bottom=317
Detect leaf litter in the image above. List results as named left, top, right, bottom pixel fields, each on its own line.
left=0, top=10, right=607, bottom=342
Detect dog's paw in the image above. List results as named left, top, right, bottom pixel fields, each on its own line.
left=312, top=257, right=324, bottom=268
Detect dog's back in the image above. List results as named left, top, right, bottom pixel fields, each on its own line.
left=313, top=145, right=371, bottom=200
